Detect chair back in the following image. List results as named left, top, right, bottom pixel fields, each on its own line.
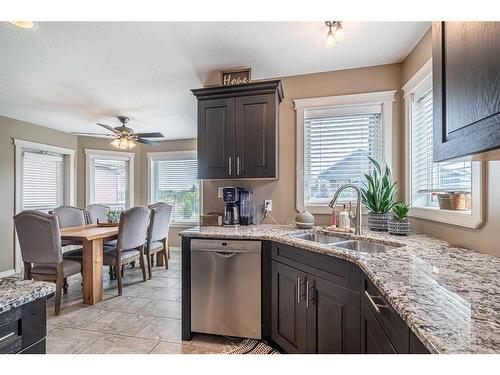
left=14, top=210, right=62, bottom=264
left=147, top=203, right=172, bottom=244
left=117, top=206, right=150, bottom=252
left=50, top=206, right=86, bottom=228
left=86, top=204, right=110, bottom=224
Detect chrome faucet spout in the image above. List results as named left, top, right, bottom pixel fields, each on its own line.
left=328, top=184, right=363, bottom=235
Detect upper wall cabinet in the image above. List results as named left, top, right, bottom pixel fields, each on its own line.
left=433, top=22, right=500, bottom=161
left=192, top=80, right=283, bottom=179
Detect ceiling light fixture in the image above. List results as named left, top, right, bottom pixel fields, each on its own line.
left=8, top=21, right=35, bottom=29
left=111, top=137, right=136, bottom=150
left=324, top=21, right=345, bottom=48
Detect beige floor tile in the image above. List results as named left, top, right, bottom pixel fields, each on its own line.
left=47, top=305, right=110, bottom=328
left=124, top=285, right=181, bottom=301
left=145, top=277, right=180, bottom=288
left=136, top=317, right=181, bottom=343
left=46, top=326, right=104, bottom=354
left=191, top=333, right=244, bottom=350
left=96, top=295, right=151, bottom=314
left=138, top=300, right=181, bottom=319
left=150, top=342, right=221, bottom=354
left=156, top=269, right=181, bottom=279
left=80, top=335, right=158, bottom=354
left=85, top=311, right=155, bottom=336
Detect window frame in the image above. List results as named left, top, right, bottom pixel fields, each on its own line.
left=147, top=150, right=202, bottom=227
left=295, top=91, right=396, bottom=214
left=85, top=148, right=135, bottom=209
left=403, top=59, right=483, bottom=228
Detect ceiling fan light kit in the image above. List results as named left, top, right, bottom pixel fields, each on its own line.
left=72, top=116, right=164, bottom=149
left=324, top=21, right=345, bottom=48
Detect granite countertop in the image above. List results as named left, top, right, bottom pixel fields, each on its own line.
left=0, top=276, right=55, bottom=314
left=180, top=225, right=500, bottom=354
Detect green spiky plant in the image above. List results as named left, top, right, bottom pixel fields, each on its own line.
left=361, top=157, right=398, bottom=214
left=392, top=202, right=410, bottom=220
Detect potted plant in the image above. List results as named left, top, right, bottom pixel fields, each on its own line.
left=106, top=209, right=121, bottom=223
left=361, top=157, right=397, bottom=231
left=388, top=202, right=411, bottom=235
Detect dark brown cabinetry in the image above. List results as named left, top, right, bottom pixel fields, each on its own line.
left=360, top=298, right=396, bottom=354
left=433, top=22, right=500, bottom=161
left=192, top=80, right=283, bottom=179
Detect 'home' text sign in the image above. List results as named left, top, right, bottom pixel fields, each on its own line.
left=221, top=68, right=251, bottom=86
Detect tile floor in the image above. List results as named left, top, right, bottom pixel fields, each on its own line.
left=46, top=250, right=244, bottom=354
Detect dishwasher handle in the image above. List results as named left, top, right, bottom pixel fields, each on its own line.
left=214, top=251, right=237, bottom=258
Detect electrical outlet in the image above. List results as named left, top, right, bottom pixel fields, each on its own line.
left=264, top=199, right=272, bottom=212
left=218, top=187, right=224, bottom=198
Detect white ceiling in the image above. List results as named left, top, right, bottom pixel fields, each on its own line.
left=0, top=22, right=429, bottom=139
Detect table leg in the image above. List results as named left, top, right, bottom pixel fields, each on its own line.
left=82, top=238, right=103, bottom=305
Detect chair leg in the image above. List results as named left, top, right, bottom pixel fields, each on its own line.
left=23, top=262, right=31, bottom=280
left=55, top=263, right=63, bottom=316
left=162, top=238, right=169, bottom=270
left=109, top=266, right=115, bottom=280
left=146, top=249, right=152, bottom=280
left=166, top=235, right=170, bottom=259
left=139, top=246, right=147, bottom=282
left=116, top=258, right=123, bottom=296
left=63, top=278, right=69, bottom=294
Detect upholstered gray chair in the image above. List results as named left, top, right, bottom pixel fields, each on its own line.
left=146, top=203, right=172, bottom=279
left=14, top=210, right=82, bottom=315
left=49, top=206, right=87, bottom=247
left=85, top=204, right=110, bottom=224
left=103, top=206, right=150, bottom=295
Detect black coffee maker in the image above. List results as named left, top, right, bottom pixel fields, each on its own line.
left=222, top=187, right=253, bottom=226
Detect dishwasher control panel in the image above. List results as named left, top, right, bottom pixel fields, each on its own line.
left=190, top=239, right=261, bottom=253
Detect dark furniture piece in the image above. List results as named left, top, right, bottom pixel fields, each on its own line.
left=181, top=237, right=430, bottom=354
left=0, top=298, right=48, bottom=354
left=432, top=21, right=500, bottom=161
left=14, top=210, right=82, bottom=315
left=103, top=206, right=149, bottom=295
left=146, top=202, right=172, bottom=279
left=192, top=80, right=283, bottom=179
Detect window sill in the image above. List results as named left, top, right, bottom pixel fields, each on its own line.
left=170, top=221, right=199, bottom=228
left=409, top=206, right=483, bottom=228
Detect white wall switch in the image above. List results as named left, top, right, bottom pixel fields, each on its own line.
left=264, top=199, right=272, bottom=212
left=218, top=187, right=224, bottom=198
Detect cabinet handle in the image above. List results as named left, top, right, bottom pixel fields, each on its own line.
left=228, top=157, right=232, bottom=175
left=306, top=280, right=314, bottom=308
left=0, top=332, right=15, bottom=343
left=297, top=277, right=302, bottom=303
left=236, top=157, right=241, bottom=175
left=364, top=290, right=384, bottom=314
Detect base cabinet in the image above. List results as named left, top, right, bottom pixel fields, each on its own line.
left=360, top=298, right=396, bottom=354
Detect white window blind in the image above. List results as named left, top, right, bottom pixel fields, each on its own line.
left=410, top=80, right=472, bottom=208
left=304, top=106, right=383, bottom=205
left=150, top=156, right=199, bottom=223
left=21, top=149, right=64, bottom=211
left=91, top=158, right=128, bottom=209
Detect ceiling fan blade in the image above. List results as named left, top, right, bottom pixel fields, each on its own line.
left=132, top=132, right=164, bottom=138
left=97, top=123, right=120, bottom=134
left=71, top=132, right=115, bottom=137
left=136, top=138, right=160, bottom=146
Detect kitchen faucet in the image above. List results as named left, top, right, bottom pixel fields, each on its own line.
left=328, top=184, right=363, bottom=235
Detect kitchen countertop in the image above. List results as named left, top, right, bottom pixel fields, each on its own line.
left=0, top=276, right=55, bottom=314
left=180, top=225, right=500, bottom=354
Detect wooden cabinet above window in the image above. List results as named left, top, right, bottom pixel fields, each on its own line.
left=432, top=22, right=500, bottom=161
left=192, top=80, right=283, bottom=179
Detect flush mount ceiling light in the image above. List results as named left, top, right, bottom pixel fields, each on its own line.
left=324, top=21, right=346, bottom=48
left=8, top=21, right=35, bottom=29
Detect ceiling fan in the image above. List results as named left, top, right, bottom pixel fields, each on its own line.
left=72, top=116, right=164, bottom=149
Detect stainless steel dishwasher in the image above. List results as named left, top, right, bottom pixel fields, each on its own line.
left=191, top=239, right=262, bottom=339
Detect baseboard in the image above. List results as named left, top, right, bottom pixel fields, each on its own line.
left=0, top=269, right=16, bottom=278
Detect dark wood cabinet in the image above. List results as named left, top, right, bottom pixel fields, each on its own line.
left=193, top=80, right=283, bottom=179
left=360, top=298, right=396, bottom=354
left=271, top=261, right=307, bottom=353
left=433, top=22, right=500, bottom=161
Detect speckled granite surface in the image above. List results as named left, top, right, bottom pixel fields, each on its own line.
left=0, top=276, right=55, bottom=314
left=180, top=225, right=500, bottom=354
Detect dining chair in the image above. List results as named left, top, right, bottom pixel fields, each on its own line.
left=85, top=204, right=110, bottom=224
left=13, top=210, right=82, bottom=315
left=49, top=205, right=87, bottom=246
left=146, top=203, right=172, bottom=279
left=103, top=206, right=150, bottom=295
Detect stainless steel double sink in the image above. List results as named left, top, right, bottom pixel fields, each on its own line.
left=292, top=232, right=394, bottom=254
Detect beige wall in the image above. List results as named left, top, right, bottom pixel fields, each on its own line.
left=0, top=116, right=78, bottom=272
left=400, top=27, right=500, bottom=257
left=202, top=63, right=403, bottom=226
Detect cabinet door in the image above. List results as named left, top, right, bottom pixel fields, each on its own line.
left=433, top=22, right=500, bottom=161
left=271, top=261, right=307, bottom=353
left=360, top=298, right=396, bottom=354
left=197, top=98, right=235, bottom=179
left=235, top=94, right=277, bottom=178
left=306, top=276, right=360, bottom=353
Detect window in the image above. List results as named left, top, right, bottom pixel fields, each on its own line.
left=295, top=91, right=395, bottom=214
left=85, top=149, right=134, bottom=209
left=404, top=59, right=483, bottom=228
left=148, top=151, right=200, bottom=224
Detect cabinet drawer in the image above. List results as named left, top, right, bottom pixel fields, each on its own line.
left=362, top=276, right=409, bottom=353
left=0, top=314, right=22, bottom=354
left=272, top=242, right=360, bottom=291
left=21, top=298, right=47, bottom=348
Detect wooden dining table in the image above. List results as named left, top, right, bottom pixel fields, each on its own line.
left=60, top=224, right=118, bottom=305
